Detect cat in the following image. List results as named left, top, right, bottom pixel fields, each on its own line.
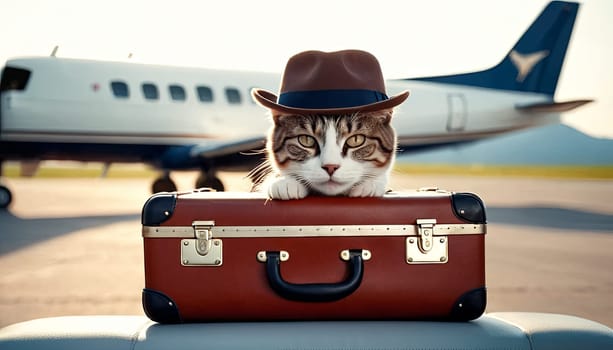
left=250, top=109, right=396, bottom=200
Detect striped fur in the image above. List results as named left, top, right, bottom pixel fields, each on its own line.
left=249, top=109, right=396, bottom=199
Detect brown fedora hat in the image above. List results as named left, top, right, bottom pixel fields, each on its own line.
left=252, top=50, right=409, bottom=115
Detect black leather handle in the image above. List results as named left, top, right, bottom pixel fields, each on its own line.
left=265, top=250, right=364, bottom=302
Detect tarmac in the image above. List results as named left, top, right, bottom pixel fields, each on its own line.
left=0, top=171, right=612, bottom=328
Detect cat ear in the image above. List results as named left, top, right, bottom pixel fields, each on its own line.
left=381, top=109, right=394, bottom=124
left=369, top=109, right=393, bottom=124
left=271, top=112, right=282, bottom=125
left=272, top=113, right=300, bottom=126
left=271, top=113, right=290, bottom=126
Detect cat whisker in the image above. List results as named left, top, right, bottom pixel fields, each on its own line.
left=247, top=160, right=273, bottom=191
left=240, top=148, right=267, bottom=156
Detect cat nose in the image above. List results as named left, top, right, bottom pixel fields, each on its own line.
left=322, top=164, right=340, bottom=176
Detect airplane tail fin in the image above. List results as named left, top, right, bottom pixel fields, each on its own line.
left=411, top=1, right=579, bottom=96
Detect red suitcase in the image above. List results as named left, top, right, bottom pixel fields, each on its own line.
left=141, top=189, right=487, bottom=323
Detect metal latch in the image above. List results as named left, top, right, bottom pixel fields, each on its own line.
left=406, top=219, right=448, bottom=264
left=181, top=221, right=223, bottom=266
left=194, top=221, right=214, bottom=255
left=416, top=219, right=436, bottom=253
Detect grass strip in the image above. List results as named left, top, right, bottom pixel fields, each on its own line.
left=393, top=164, right=613, bottom=179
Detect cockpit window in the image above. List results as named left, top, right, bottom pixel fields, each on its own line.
left=111, top=81, right=129, bottom=98
left=0, top=67, right=31, bottom=91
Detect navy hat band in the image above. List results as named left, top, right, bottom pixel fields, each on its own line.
left=278, top=89, right=389, bottom=110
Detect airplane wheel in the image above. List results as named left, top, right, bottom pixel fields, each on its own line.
left=151, top=177, right=177, bottom=193
left=195, top=174, right=225, bottom=192
left=0, top=185, right=12, bottom=209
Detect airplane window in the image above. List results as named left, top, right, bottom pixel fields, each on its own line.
left=142, top=83, right=159, bottom=100
left=225, top=87, right=241, bottom=104
left=0, top=67, right=31, bottom=91
left=169, top=85, right=186, bottom=101
left=196, top=86, right=213, bottom=102
left=111, top=81, right=129, bottom=98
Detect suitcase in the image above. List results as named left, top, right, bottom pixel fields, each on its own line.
left=141, top=189, right=487, bottom=323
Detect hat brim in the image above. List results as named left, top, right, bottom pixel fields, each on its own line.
left=251, top=89, right=409, bottom=115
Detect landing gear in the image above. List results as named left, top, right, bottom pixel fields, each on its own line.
left=195, top=170, right=225, bottom=192
left=0, top=184, right=12, bottom=209
left=0, top=161, right=11, bottom=209
left=151, top=172, right=177, bottom=193
left=150, top=170, right=225, bottom=194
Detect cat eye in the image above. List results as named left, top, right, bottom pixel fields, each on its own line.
left=345, top=134, right=366, bottom=148
left=297, top=135, right=316, bottom=148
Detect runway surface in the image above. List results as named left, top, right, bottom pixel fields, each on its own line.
left=0, top=172, right=612, bottom=328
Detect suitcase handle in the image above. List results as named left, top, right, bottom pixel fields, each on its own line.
left=264, top=250, right=364, bottom=302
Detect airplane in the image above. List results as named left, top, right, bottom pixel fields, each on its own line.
left=0, top=1, right=592, bottom=209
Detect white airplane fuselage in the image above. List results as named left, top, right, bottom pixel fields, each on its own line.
left=0, top=57, right=556, bottom=166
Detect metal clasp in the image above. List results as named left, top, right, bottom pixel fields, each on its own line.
left=181, top=220, right=223, bottom=266
left=193, top=221, right=214, bottom=256
left=416, top=219, right=436, bottom=253
left=407, top=219, right=448, bottom=264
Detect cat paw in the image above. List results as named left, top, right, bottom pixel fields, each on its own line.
left=348, top=181, right=386, bottom=197
left=267, top=177, right=308, bottom=200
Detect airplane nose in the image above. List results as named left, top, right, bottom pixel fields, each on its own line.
left=322, top=164, right=340, bottom=176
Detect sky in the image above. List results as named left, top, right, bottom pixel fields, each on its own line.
left=1, top=0, right=611, bottom=138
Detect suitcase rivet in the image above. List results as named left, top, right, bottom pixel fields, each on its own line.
left=440, top=257, right=447, bottom=262
left=362, top=250, right=372, bottom=260
left=440, top=238, right=446, bottom=243
left=407, top=257, right=414, bottom=262
left=409, top=239, right=415, bottom=244
left=340, top=250, right=350, bottom=261
left=183, top=259, right=189, bottom=264
left=214, top=241, right=220, bottom=246
left=214, top=259, right=221, bottom=265
left=183, top=241, right=189, bottom=246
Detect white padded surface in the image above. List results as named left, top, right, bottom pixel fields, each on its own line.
left=137, top=317, right=529, bottom=350
left=0, top=313, right=611, bottom=350
left=0, top=315, right=152, bottom=350
left=488, top=313, right=613, bottom=350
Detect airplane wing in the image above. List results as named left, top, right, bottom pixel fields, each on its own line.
left=156, top=137, right=266, bottom=172
left=516, top=99, right=593, bottom=113
left=189, top=137, right=266, bottom=159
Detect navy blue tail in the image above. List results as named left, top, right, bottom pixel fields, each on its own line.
left=410, top=1, right=579, bottom=96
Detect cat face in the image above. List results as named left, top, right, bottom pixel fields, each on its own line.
left=268, top=110, right=396, bottom=196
